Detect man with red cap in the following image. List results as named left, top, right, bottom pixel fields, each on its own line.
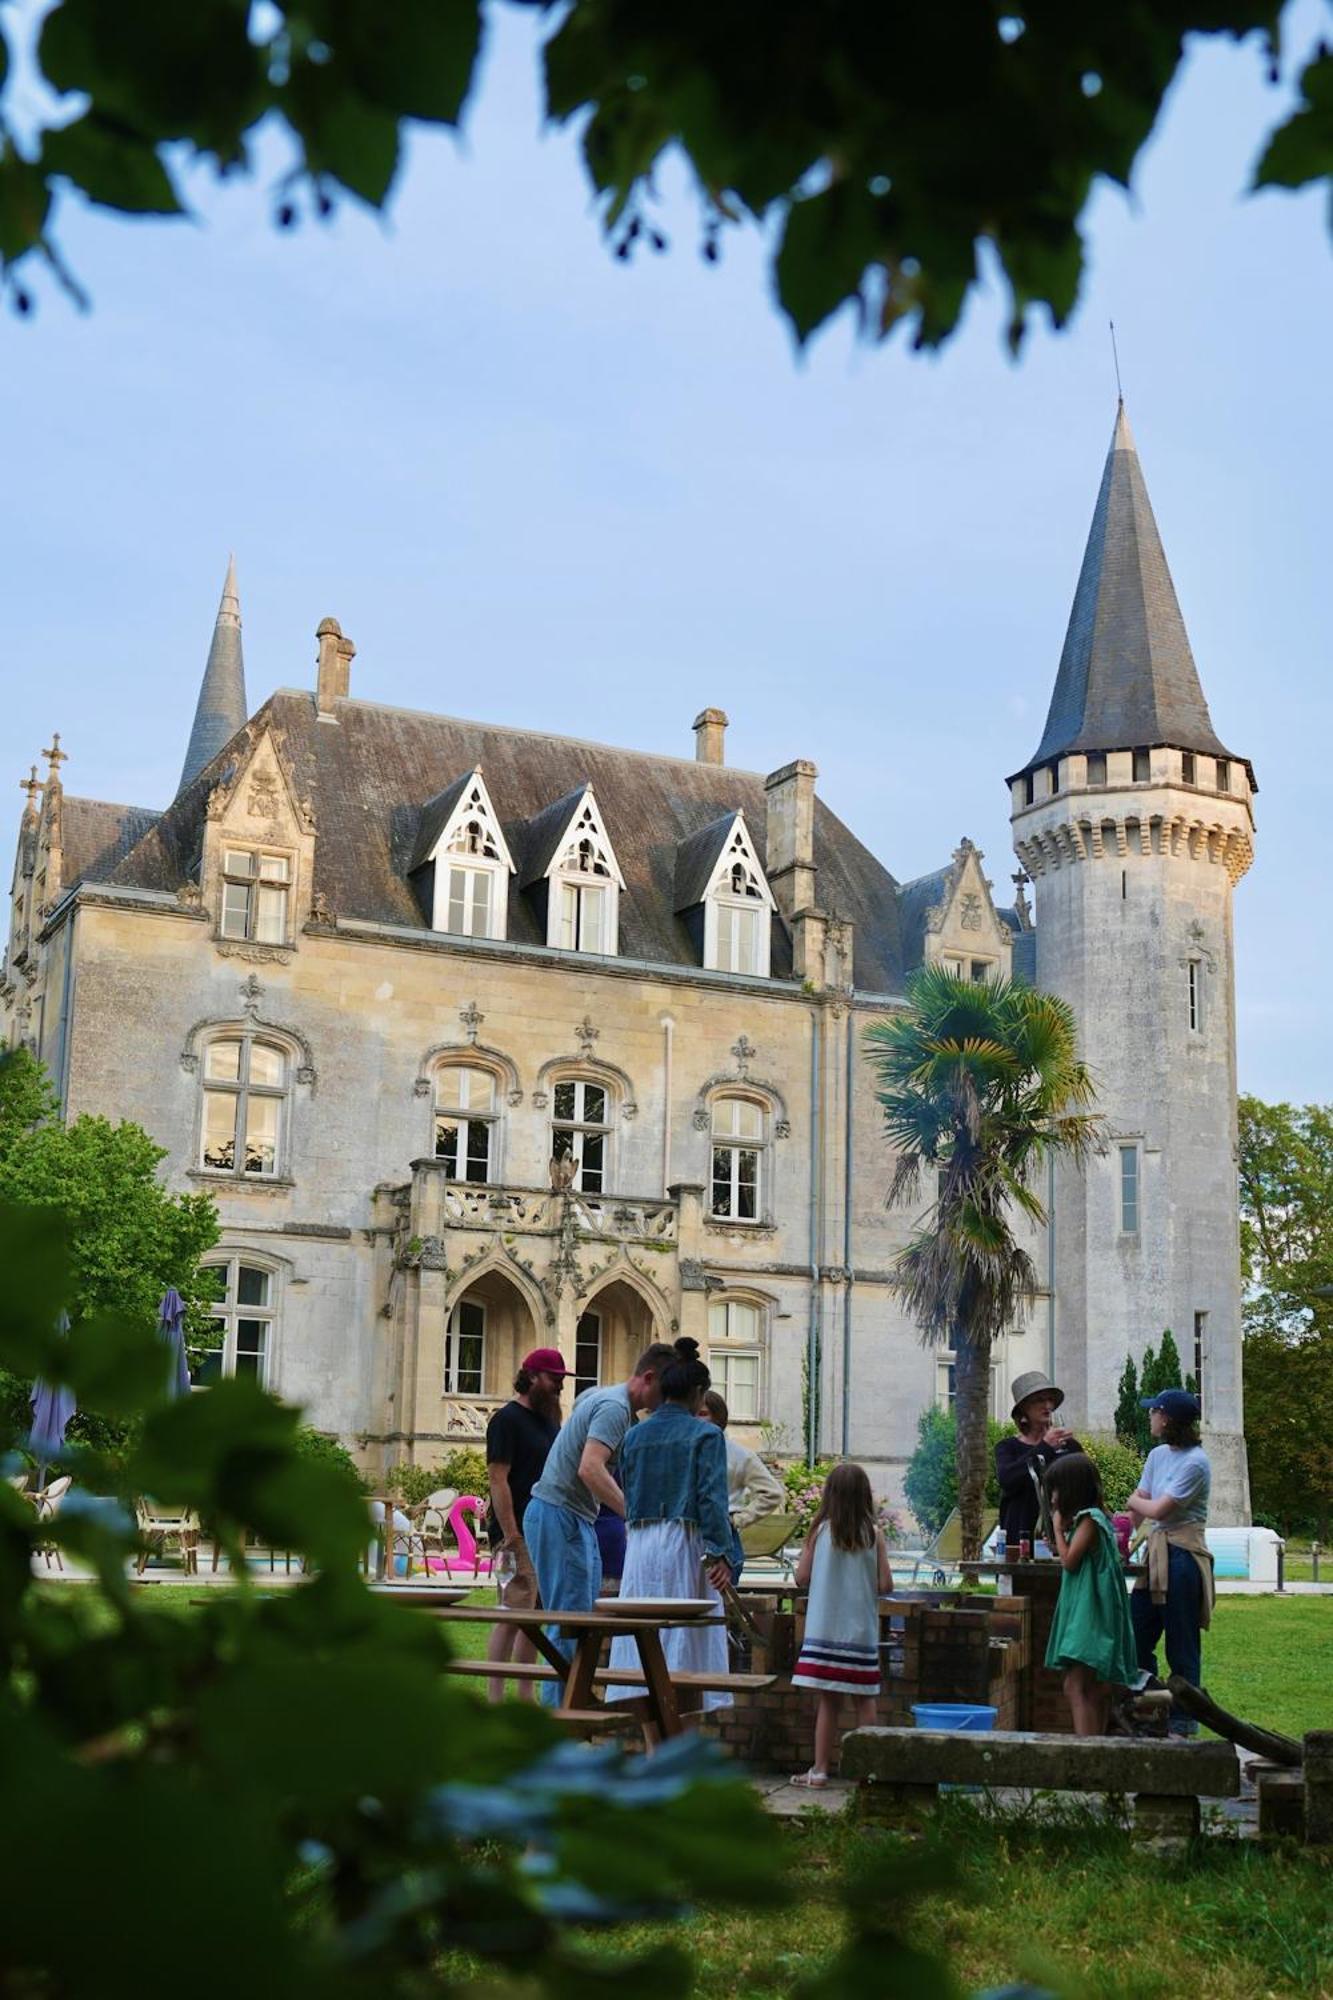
left=484, top=1346, right=568, bottom=1700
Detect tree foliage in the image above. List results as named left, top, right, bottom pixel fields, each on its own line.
left=903, top=1406, right=1006, bottom=1540
left=1244, top=1325, right=1333, bottom=1539
left=0, top=1, right=1329, bottom=346
left=1238, top=1093, right=1333, bottom=1337
left=866, top=966, right=1101, bottom=1561
left=0, top=1185, right=791, bottom=1998
left=0, top=1046, right=219, bottom=1346
left=1237, top=1093, right=1333, bottom=1539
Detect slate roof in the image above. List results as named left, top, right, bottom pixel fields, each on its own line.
left=408, top=771, right=472, bottom=873
left=674, top=812, right=740, bottom=912
left=1012, top=405, right=1244, bottom=782
left=895, top=867, right=950, bottom=972
left=59, top=797, right=162, bottom=889
left=178, top=557, right=248, bottom=795
left=111, top=693, right=909, bottom=990
left=518, top=785, right=591, bottom=889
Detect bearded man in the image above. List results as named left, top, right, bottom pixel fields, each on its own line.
left=484, top=1347, right=567, bottom=1700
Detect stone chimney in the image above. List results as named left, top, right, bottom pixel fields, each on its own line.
left=692, top=707, right=728, bottom=766
left=764, top=759, right=818, bottom=918
left=316, top=617, right=357, bottom=718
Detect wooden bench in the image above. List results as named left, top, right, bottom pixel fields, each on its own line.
left=445, top=1659, right=775, bottom=1696
left=840, top=1726, right=1241, bottom=1846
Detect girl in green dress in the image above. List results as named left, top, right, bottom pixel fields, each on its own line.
left=1042, top=1454, right=1139, bottom=1735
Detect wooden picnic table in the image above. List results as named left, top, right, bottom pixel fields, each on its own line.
left=427, top=1603, right=723, bottom=1739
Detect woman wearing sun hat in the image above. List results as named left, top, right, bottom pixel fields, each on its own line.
left=994, top=1370, right=1084, bottom=1549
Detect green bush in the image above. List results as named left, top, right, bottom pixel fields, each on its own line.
left=385, top=1446, right=489, bottom=1510
left=437, top=1445, right=489, bottom=1496
left=903, top=1405, right=1008, bottom=1538
left=1079, top=1431, right=1142, bottom=1513
left=293, top=1425, right=369, bottom=1493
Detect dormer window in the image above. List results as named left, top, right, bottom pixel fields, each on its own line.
left=705, top=820, right=774, bottom=976
left=535, top=788, right=624, bottom=957
left=221, top=849, right=291, bottom=943
left=414, top=771, right=515, bottom=942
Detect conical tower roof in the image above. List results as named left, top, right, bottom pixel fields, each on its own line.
left=178, top=556, right=248, bottom=793
left=1013, top=406, right=1240, bottom=781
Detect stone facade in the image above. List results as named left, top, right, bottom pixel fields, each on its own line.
left=2, top=410, right=1254, bottom=1517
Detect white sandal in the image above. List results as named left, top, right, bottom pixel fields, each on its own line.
left=790, top=1769, right=829, bottom=1789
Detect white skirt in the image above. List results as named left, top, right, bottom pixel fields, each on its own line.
left=606, top=1520, right=732, bottom=1710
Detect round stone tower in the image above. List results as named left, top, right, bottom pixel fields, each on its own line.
left=1008, top=404, right=1255, bottom=1522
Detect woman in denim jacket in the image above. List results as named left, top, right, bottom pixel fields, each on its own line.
left=607, top=1337, right=735, bottom=1716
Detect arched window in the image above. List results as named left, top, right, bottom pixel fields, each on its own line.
left=551, top=1077, right=612, bottom=1193
left=433, top=1064, right=499, bottom=1183
left=707, top=1297, right=766, bottom=1422
left=710, top=1095, right=766, bottom=1222
left=445, top=1298, right=486, bottom=1395
left=200, top=1034, right=289, bottom=1178
left=195, top=1255, right=279, bottom=1388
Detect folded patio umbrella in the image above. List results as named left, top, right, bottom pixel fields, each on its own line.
left=28, top=1376, right=76, bottom=1474
left=157, top=1288, right=191, bottom=1400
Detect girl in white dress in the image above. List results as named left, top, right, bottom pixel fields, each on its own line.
left=607, top=1338, right=735, bottom=1718
left=791, top=1462, right=894, bottom=1786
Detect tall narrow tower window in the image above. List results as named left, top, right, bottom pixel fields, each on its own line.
left=1216, top=760, right=1231, bottom=793
left=1087, top=754, right=1106, bottom=786
left=1181, top=751, right=1196, bottom=785
left=1187, top=960, right=1201, bottom=1034
left=1193, top=1310, right=1207, bottom=1420
left=1133, top=749, right=1150, bottom=782
left=1119, top=1145, right=1140, bottom=1234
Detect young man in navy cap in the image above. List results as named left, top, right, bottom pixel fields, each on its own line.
left=484, top=1347, right=567, bottom=1701
left=1126, top=1388, right=1214, bottom=1735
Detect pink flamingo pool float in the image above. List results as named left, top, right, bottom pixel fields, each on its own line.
left=426, top=1495, right=492, bottom=1576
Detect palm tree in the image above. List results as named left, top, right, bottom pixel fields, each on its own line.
left=865, top=966, right=1103, bottom=1560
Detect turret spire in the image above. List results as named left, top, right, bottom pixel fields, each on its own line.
left=1013, top=406, right=1238, bottom=781
left=178, top=556, right=248, bottom=793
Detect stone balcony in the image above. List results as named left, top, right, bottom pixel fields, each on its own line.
left=408, top=1162, right=678, bottom=1247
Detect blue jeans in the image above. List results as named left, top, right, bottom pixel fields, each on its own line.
left=523, top=1496, right=602, bottom=1702
left=1131, top=1544, right=1204, bottom=1735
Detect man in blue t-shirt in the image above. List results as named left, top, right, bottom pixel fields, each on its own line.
left=1127, top=1388, right=1214, bottom=1735
left=524, top=1340, right=676, bottom=1669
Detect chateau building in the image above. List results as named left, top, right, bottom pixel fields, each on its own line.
left=2, top=410, right=1255, bottom=1517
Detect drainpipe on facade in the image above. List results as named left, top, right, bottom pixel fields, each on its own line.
left=1047, top=1149, right=1057, bottom=1386
left=841, top=998, right=855, bottom=1457
left=57, top=906, right=78, bottom=1113
left=807, top=1004, right=822, bottom=1466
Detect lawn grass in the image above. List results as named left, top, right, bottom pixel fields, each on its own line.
left=448, top=1805, right=1333, bottom=2000
left=1190, top=1595, right=1332, bottom=1741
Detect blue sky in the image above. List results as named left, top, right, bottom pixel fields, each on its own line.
left=3, top=6, right=1330, bottom=1100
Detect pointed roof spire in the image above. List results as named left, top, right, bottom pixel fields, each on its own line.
left=1014, top=407, right=1239, bottom=780
left=178, top=556, right=248, bottom=793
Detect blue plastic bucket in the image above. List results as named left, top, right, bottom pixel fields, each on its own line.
left=911, top=1703, right=997, bottom=1732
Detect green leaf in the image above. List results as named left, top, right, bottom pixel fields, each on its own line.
left=774, top=183, right=882, bottom=345
left=42, top=112, right=182, bottom=215
left=130, top=1376, right=298, bottom=1510
left=65, top=1310, right=171, bottom=1416
left=315, top=0, right=484, bottom=126
left=0, top=1205, right=69, bottom=1374
left=1254, top=52, right=1333, bottom=192
left=39, top=0, right=264, bottom=160
left=278, top=62, right=401, bottom=206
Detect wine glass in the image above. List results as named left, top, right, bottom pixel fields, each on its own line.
left=494, top=1544, right=518, bottom=1606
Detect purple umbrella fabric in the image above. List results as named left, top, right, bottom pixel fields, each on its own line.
left=157, top=1288, right=191, bottom=1399
left=29, top=1377, right=76, bottom=1465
